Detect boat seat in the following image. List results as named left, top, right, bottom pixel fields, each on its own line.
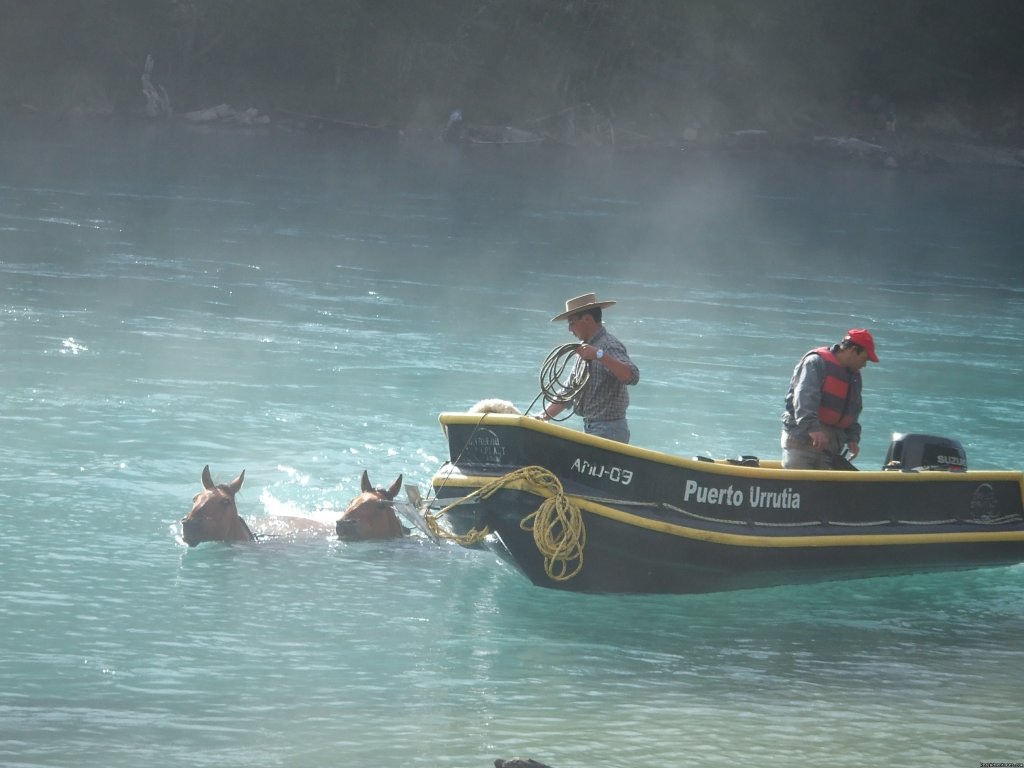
left=883, top=462, right=966, bottom=473
left=726, top=455, right=760, bottom=467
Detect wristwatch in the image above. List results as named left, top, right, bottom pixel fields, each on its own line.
left=595, top=348, right=605, bottom=360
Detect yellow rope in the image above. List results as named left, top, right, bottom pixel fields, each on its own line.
left=426, top=466, right=587, bottom=581
left=424, top=503, right=490, bottom=546
left=518, top=467, right=586, bottom=581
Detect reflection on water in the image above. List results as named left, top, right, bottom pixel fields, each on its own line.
left=1, top=117, right=1023, bottom=768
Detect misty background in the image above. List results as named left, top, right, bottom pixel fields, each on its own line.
left=3, top=0, right=1024, bottom=146
left=3, top=5, right=1024, bottom=767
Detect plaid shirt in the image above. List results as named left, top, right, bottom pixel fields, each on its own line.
left=572, top=326, right=640, bottom=421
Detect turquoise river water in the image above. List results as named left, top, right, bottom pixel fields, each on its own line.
left=1, top=117, right=1023, bottom=767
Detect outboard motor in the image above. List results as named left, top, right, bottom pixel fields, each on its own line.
left=883, top=433, right=967, bottom=471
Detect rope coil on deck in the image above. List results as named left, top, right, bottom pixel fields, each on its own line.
left=426, top=466, right=587, bottom=581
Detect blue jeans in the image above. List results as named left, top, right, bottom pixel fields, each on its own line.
left=584, top=418, right=630, bottom=444
left=782, top=444, right=831, bottom=469
left=781, top=430, right=835, bottom=469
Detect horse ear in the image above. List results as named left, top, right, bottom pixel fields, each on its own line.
left=229, top=470, right=245, bottom=495
left=202, top=465, right=215, bottom=490
left=386, top=474, right=403, bottom=499
left=360, top=470, right=372, bottom=494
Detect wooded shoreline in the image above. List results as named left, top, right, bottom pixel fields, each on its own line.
left=3, top=0, right=1023, bottom=158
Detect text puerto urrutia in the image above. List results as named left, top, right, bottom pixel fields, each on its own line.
left=685, top=479, right=800, bottom=509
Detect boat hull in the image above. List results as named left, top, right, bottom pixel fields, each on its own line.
left=430, top=413, right=1024, bottom=594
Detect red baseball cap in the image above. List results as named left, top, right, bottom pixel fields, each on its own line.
left=846, top=328, right=879, bottom=362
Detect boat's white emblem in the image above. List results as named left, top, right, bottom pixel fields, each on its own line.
left=465, top=429, right=507, bottom=463
left=969, top=483, right=998, bottom=521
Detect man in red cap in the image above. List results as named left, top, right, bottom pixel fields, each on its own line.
left=781, top=329, right=879, bottom=469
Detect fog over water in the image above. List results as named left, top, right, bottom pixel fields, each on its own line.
left=1, top=116, right=1023, bottom=768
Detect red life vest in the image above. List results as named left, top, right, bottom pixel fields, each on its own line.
left=811, top=346, right=858, bottom=428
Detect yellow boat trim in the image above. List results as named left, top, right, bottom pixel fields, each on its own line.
left=432, top=472, right=1024, bottom=548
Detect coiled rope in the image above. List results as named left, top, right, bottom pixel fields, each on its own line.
left=425, top=466, right=587, bottom=581
left=535, top=343, right=588, bottom=421
left=521, top=471, right=587, bottom=581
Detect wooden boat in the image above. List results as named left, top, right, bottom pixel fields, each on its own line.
left=428, top=413, right=1024, bottom=594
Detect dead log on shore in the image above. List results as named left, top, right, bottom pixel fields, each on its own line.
left=184, top=104, right=269, bottom=125
left=141, top=55, right=171, bottom=118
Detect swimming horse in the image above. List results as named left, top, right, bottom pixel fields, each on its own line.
left=335, top=470, right=408, bottom=541
left=181, top=465, right=255, bottom=546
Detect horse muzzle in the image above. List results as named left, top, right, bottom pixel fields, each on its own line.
left=180, top=519, right=203, bottom=547
left=335, top=519, right=362, bottom=541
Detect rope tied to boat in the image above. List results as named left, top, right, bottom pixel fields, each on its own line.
left=426, top=466, right=587, bottom=581
left=423, top=499, right=491, bottom=547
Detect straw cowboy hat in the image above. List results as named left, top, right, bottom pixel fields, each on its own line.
left=551, top=293, right=618, bottom=322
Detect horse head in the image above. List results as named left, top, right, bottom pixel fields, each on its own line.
left=335, top=470, right=408, bottom=541
left=181, top=465, right=255, bottom=546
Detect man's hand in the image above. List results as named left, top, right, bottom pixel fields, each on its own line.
left=809, top=430, right=828, bottom=452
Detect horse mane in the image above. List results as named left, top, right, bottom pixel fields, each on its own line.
left=233, top=512, right=256, bottom=542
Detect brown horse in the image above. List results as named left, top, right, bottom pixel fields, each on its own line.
left=181, top=465, right=255, bottom=546
left=335, top=470, right=408, bottom=541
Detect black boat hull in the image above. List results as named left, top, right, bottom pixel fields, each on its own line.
left=430, top=413, right=1024, bottom=594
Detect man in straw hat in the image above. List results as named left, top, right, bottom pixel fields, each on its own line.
left=781, top=328, right=879, bottom=469
left=538, top=293, right=640, bottom=443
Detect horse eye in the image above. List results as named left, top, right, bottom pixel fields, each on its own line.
left=220, top=498, right=231, bottom=506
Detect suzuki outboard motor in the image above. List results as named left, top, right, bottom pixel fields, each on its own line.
left=883, top=433, right=967, bottom=471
